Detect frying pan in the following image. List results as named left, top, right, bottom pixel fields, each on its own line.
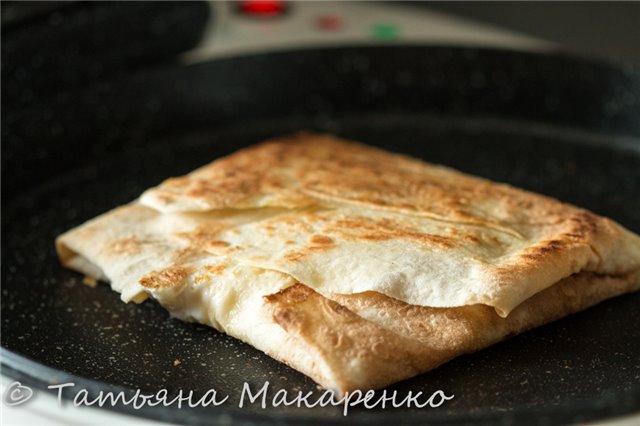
left=2, top=46, right=640, bottom=426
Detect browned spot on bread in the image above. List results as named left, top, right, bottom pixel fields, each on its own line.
left=284, top=251, right=306, bottom=262
left=461, top=234, right=481, bottom=244
left=106, top=236, right=142, bottom=255
left=330, top=217, right=457, bottom=248
left=176, top=224, right=227, bottom=247
left=358, top=233, right=389, bottom=241
left=207, top=240, right=230, bottom=248
left=212, top=245, right=241, bottom=256
left=204, top=264, right=227, bottom=275
left=194, top=274, right=210, bottom=284
left=187, top=178, right=258, bottom=199
left=139, top=266, right=190, bottom=289
left=309, top=235, right=334, bottom=246
left=326, top=300, right=352, bottom=316
left=283, top=238, right=337, bottom=262
left=537, top=239, right=565, bottom=254
left=276, top=215, right=314, bottom=232
left=264, top=283, right=310, bottom=304
left=173, top=247, right=200, bottom=264
left=518, top=239, right=567, bottom=261
left=272, top=309, right=300, bottom=328
left=564, top=211, right=602, bottom=240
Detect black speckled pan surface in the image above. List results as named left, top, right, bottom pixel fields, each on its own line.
left=2, top=46, right=640, bottom=425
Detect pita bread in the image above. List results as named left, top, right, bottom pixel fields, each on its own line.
left=56, top=133, right=640, bottom=393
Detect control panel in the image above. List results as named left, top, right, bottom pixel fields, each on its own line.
left=183, top=1, right=552, bottom=63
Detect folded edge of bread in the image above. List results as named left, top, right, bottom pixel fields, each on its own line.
left=262, top=271, right=640, bottom=392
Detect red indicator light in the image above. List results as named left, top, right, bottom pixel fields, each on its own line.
left=315, top=14, right=343, bottom=32
left=239, top=1, right=287, bottom=16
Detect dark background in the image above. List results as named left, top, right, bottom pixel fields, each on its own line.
left=423, top=2, right=640, bottom=64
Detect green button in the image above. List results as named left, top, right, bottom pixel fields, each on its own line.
left=371, top=22, right=399, bottom=40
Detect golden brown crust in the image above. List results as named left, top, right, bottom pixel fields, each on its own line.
left=140, top=132, right=583, bottom=228
left=139, top=133, right=640, bottom=316
left=139, top=266, right=191, bottom=289
left=333, top=270, right=640, bottom=350
left=263, top=270, right=640, bottom=393
left=263, top=284, right=427, bottom=391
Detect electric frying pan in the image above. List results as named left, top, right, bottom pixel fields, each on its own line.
left=2, top=46, right=640, bottom=425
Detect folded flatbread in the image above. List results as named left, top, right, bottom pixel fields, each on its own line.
left=56, top=133, right=640, bottom=393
